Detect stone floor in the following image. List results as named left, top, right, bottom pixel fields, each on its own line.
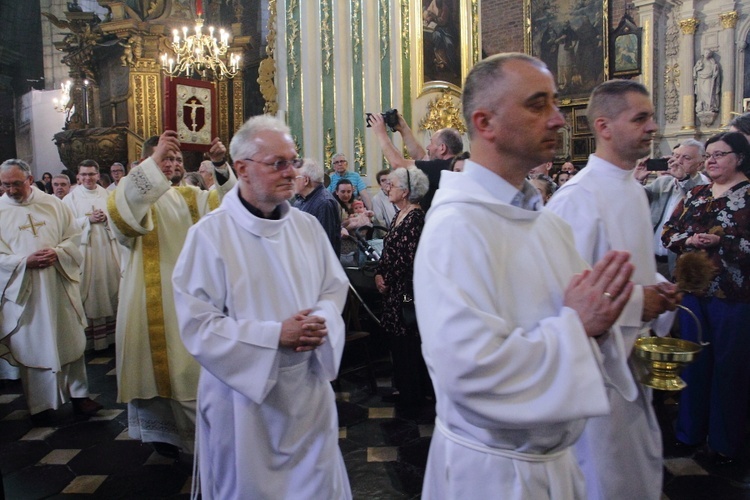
left=1, top=344, right=750, bottom=499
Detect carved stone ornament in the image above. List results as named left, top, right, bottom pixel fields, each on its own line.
left=719, top=11, right=738, bottom=30
left=678, top=18, right=699, bottom=35
left=419, top=92, right=466, bottom=133
left=53, top=127, right=129, bottom=170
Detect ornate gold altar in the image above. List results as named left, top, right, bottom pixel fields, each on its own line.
left=47, top=1, right=251, bottom=171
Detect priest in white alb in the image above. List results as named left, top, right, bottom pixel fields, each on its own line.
left=414, top=54, right=638, bottom=499
left=0, top=159, right=101, bottom=421
left=63, top=159, right=120, bottom=351
left=546, top=80, right=679, bottom=500
left=172, top=115, right=352, bottom=499
left=108, top=132, right=235, bottom=457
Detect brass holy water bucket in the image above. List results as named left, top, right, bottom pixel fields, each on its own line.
left=634, top=305, right=706, bottom=391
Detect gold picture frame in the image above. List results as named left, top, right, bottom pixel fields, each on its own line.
left=414, top=0, right=479, bottom=96
left=523, top=0, right=609, bottom=106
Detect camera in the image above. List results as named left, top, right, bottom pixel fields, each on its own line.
left=645, top=158, right=669, bottom=171
left=366, top=108, right=400, bottom=132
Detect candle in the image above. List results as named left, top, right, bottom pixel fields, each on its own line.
left=196, top=0, right=202, bottom=17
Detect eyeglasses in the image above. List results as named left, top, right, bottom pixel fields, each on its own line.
left=671, top=154, right=697, bottom=162
left=79, top=173, right=97, bottom=177
left=332, top=160, right=347, bottom=165
left=1, top=180, right=27, bottom=189
left=241, top=157, right=303, bottom=171
left=703, top=151, right=735, bottom=160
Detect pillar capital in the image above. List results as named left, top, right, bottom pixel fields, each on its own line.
left=719, top=11, right=738, bottom=30
left=678, top=18, right=699, bottom=35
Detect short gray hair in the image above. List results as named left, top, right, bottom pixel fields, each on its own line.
left=298, top=158, right=324, bottom=184
left=462, top=52, right=546, bottom=137
left=390, top=166, right=429, bottom=203
left=0, top=159, right=31, bottom=177
left=678, top=138, right=705, bottom=157
left=230, top=115, right=291, bottom=161
left=52, top=174, right=70, bottom=184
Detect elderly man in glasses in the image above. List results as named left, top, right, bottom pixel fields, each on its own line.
left=326, top=152, right=373, bottom=210
left=172, top=115, right=351, bottom=499
left=108, top=130, right=235, bottom=459
left=633, top=139, right=709, bottom=278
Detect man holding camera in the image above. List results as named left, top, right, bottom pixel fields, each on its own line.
left=369, top=111, right=462, bottom=211
left=633, top=139, right=708, bottom=278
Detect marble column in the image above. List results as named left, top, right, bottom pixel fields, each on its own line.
left=678, top=17, right=699, bottom=130
left=719, top=11, right=738, bottom=126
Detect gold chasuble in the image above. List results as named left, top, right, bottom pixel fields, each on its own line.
left=107, top=158, right=235, bottom=402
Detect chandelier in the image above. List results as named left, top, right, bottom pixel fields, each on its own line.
left=160, top=0, right=240, bottom=80
left=52, top=80, right=72, bottom=113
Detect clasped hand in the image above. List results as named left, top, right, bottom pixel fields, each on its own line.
left=26, top=248, right=58, bottom=269
left=88, top=208, right=107, bottom=224
left=280, top=308, right=328, bottom=352
left=564, top=250, right=635, bottom=338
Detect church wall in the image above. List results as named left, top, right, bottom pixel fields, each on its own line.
left=478, top=0, right=748, bottom=156
left=274, top=0, right=479, bottom=192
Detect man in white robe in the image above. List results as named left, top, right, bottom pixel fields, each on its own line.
left=0, top=159, right=101, bottom=420
left=63, top=160, right=120, bottom=351
left=173, top=115, right=352, bottom=499
left=414, top=53, right=638, bottom=499
left=546, top=80, right=679, bottom=500
left=107, top=162, right=126, bottom=192
left=108, top=132, right=235, bottom=456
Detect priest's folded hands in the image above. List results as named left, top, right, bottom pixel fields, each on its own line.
left=279, top=308, right=329, bottom=352
left=26, top=248, right=58, bottom=269
left=563, top=250, right=635, bottom=338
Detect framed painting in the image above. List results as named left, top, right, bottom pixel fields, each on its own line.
left=610, top=11, right=641, bottom=78
left=163, top=77, right=217, bottom=152
left=572, top=107, right=590, bottom=136
left=415, top=0, right=479, bottom=96
left=523, top=0, right=609, bottom=105
left=743, top=98, right=750, bottom=113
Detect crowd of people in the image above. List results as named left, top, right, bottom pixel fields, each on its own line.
left=1, top=51, right=749, bottom=498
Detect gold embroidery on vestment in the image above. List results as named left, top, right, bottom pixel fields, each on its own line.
left=142, top=206, right=172, bottom=398
left=107, top=191, right=142, bottom=238
left=19, top=214, right=46, bottom=237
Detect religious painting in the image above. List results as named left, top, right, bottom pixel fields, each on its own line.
left=163, top=77, right=217, bottom=152
left=415, top=0, right=478, bottom=95
left=610, top=10, right=641, bottom=78
left=524, top=0, right=609, bottom=105
left=572, top=107, right=590, bottom=136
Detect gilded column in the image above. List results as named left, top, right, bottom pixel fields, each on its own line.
left=128, top=59, right=163, bottom=160
left=232, top=73, right=244, bottom=135
left=678, top=18, right=699, bottom=130
left=719, top=11, right=738, bottom=127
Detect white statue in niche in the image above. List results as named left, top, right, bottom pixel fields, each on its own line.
left=693, top=48, right=721, bottom=126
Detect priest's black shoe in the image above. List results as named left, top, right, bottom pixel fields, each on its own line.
left=152, top=442, right=180, bottom=459
left=72, top=397, right=103, bottom=416
left=29, top=409, right=54, bottom=426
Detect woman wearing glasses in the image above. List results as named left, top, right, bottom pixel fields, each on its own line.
left=662, top=131, right=750, bottom=466
left=374, top=166, right=432, bottom=416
